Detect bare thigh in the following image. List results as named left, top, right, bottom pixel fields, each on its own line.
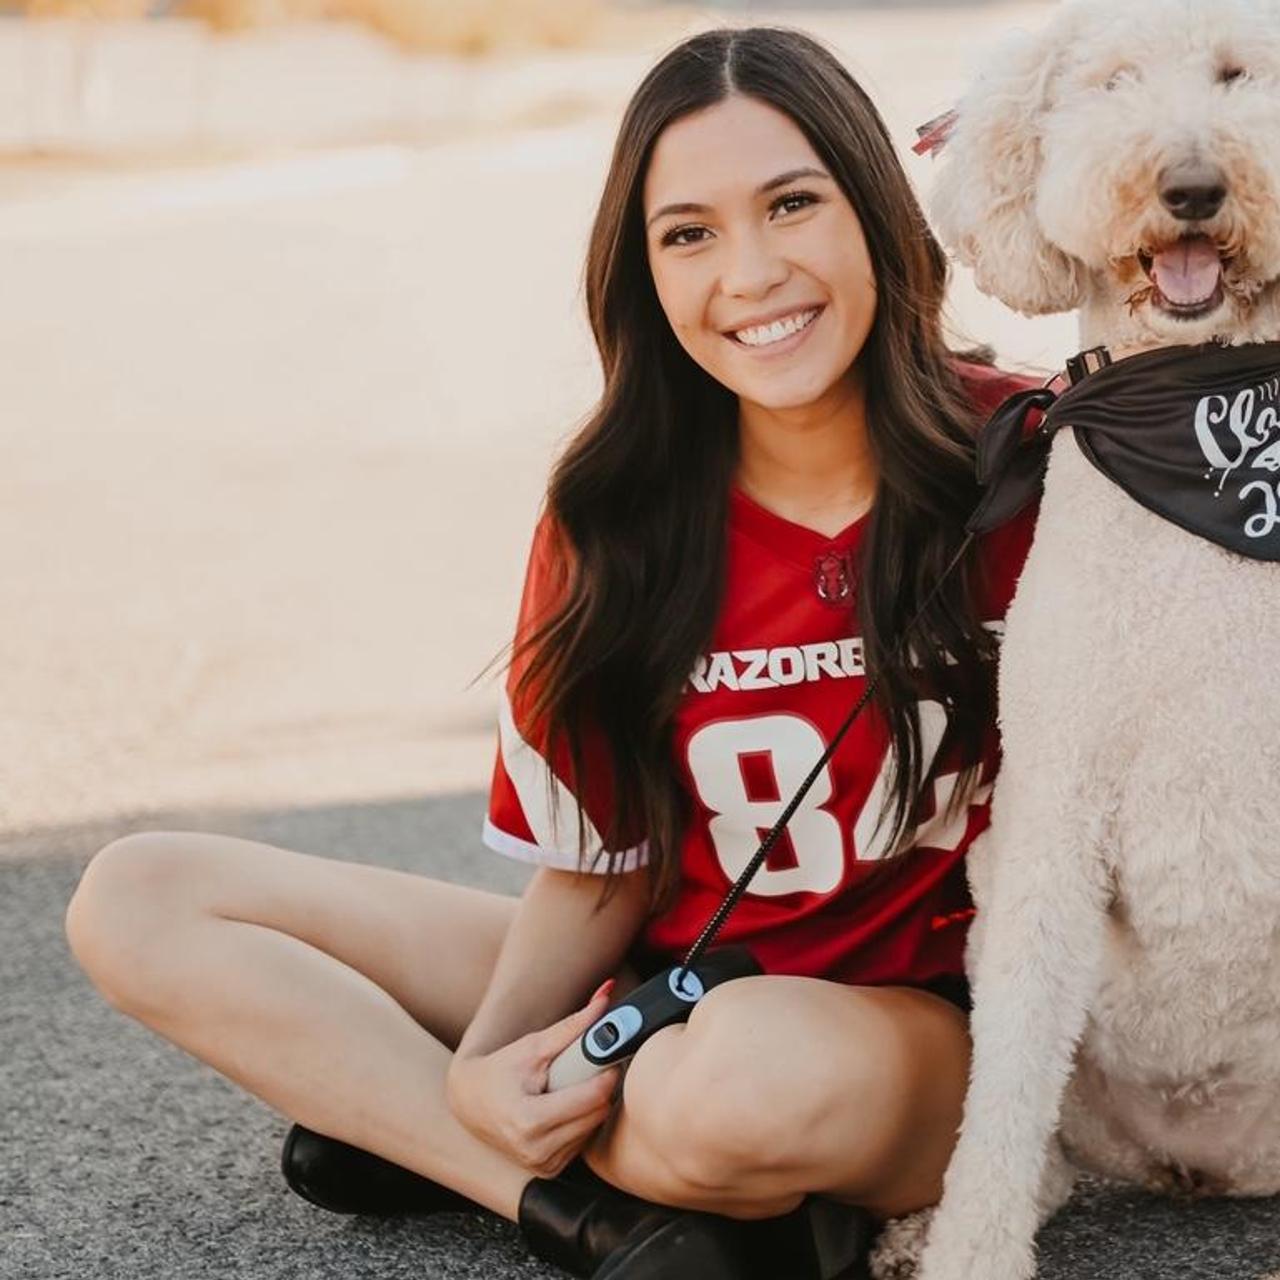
left=68, top=830, right=519, bottom=1048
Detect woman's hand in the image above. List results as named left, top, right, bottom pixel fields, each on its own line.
left=446, top=980, right=622, bottom=1177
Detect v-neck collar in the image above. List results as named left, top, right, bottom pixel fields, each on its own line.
left=729, top=485, right=870, bottom=571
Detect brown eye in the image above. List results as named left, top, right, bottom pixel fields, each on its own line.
left=661, top=225, right=710, bottom=248
left=1219, top=64, right=1248, bottom=85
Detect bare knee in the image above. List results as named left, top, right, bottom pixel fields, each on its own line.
left=621, top=979, right=965, bottom=1212
left=622, top=978, right=865, bottom=1194
left=65, top=831, right=209, bottom=1011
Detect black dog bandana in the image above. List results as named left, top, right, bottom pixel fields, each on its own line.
left=969, top=342, right=1280, bottom=561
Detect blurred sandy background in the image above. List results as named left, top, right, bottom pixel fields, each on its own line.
left=0, top=0, right=1069, bottom=843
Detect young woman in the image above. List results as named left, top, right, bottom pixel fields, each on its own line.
left=64, top=26, right=1040, bottom=1280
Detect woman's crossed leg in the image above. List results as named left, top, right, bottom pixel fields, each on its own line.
left=65, top=830, right=531, bottom=1217
left=64, top=831, right=971, bottom=1226
left=588, top=976, right=972, bottom=1222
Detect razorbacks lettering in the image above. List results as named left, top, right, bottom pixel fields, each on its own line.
left=688, top=624, right=1007, bottom=694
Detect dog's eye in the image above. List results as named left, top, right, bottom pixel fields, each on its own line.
left=1218, top=65, right=1249, bottom=86
left=1103, top=66, right=1140, bottom=91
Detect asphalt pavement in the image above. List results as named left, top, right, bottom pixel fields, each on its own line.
left=6, top=796, right=1280, bottom=1280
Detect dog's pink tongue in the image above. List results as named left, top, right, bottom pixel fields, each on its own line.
left=1151, top=237, right=1222, bottom=305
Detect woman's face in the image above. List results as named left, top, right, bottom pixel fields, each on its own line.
left=643, top=93, right=878, bottom=414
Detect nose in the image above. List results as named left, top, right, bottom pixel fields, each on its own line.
left=720, top=230, right=788, bottom=299
left=1159, top=161, right=1229, bottom=221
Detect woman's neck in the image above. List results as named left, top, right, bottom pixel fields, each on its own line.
left=735, top=369, right=878, bottom=538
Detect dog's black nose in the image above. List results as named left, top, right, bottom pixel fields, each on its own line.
left=1159, top=162, right=1229, bottom=221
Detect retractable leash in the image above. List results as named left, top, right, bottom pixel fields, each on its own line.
left=547, top=353, right=1108, bottom=1092
left=546, top=551, right=965, bottom=1090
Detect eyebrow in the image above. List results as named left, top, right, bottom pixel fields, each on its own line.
left=645, top=166, right=832, bottom=229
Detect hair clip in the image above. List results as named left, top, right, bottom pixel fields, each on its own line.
left=912, top=108, right=959, bottom=158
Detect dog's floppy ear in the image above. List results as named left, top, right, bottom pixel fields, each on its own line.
left=931, top=19, right=1084, bottom=316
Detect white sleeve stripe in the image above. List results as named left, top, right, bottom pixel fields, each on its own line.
left=497, top=685, right=605, bottom=857
left=482, top=817, right=650, bottom=873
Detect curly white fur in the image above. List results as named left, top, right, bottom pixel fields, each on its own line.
left=904, top=3, right=1280, bottom=1280
left=934, top=0, right=1280, bottom=345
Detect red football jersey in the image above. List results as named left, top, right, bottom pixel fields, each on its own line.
left=484, top=364, right=1040, bottom=989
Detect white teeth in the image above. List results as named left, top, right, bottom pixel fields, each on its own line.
left=734, top=308, right=819, bottom=347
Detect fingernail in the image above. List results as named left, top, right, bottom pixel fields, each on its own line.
left=592, top=979, right=615, bottom=1002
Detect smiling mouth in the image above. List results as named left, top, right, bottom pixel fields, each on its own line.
left=1136, top=235, right=1230, bottom=319
left=728, top=306, right=824, bottom=348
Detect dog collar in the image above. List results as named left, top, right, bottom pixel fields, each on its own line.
left=969, top=341, right=1280, bottom=560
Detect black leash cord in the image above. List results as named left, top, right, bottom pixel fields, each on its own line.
left=675, top=529, right=980, bottom=986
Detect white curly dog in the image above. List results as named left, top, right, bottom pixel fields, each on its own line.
left=873, top=3, right=1280, bottom=1279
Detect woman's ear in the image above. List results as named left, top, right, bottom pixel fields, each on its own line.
left=930, top=19, right=1085, bottom=316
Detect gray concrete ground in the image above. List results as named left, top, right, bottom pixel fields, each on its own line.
left=6, top=801, right=1280, bottom=1279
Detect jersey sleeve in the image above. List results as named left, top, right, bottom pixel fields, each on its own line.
left=951, top=357, right=1043, bottom=420
left=482, top=517, right=649, bottom=874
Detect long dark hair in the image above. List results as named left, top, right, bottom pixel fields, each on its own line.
left=515, top=26, right=997, bottom=912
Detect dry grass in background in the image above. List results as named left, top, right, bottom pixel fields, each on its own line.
left=14, top=0, right=608, bottom=53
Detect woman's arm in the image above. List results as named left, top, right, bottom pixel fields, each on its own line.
left=455, top=864, right=651, bottom=1060
left=444, top=864, right=651, bottom=1176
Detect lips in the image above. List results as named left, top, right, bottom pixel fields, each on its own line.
left=1138, top=235, right=1228, bottom=317
left=723, top=305, right=826, bottom=346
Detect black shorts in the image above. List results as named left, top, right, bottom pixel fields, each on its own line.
left=908, top=973, right=972, bottom=1016
left=626, top=946, right=973, bottom=1017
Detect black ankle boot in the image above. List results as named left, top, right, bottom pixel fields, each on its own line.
left=280, top=1123, right=476, bottom=1217
left=796, top=1196, right=881, bottom=1280
left=712, top=1197, right=879, bottom=1280
left=517, top=1166, right=753, bottom=1280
